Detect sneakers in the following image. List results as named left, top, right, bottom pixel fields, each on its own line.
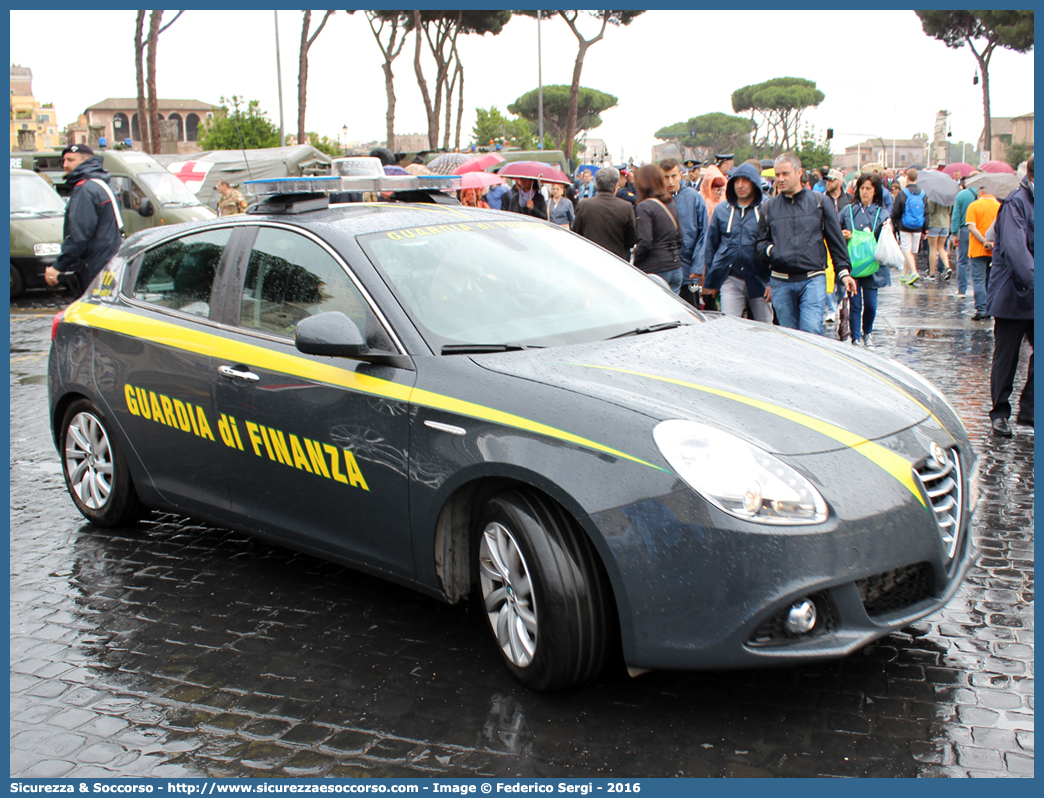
left=943, top=268, right=953, bottom=280
left=924, top=274, right=936, bottom=282
left=863, top=333, right=876, bottom=350
left=971, top=313, right=991, bottom=321
left=901, top=272, right=919, bottom=285
left=955, top=291, right=966, bottom=297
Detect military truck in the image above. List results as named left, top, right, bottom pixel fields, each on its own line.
left=9, top=167, right=65, bottom=297
left=11, top=149, right=215, bottom=237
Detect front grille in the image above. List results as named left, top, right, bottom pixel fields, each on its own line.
left=913, top=445, right=964, bottom=562
left=856, top=562, right=932, bottom=617
left=749, top=592, right=834, bottom=646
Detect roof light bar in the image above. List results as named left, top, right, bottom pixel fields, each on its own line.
left=245, top=156, right=460, bottom=196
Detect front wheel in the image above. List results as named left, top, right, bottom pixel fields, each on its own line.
left=60, top=399, right=144, bottom=527
left=10, top=264, right=25, bottom=299
left=476, top=488, right=614, bottom=690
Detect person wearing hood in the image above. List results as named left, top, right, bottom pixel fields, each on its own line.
left=702, top=162, right=771, bottom=323
left=44, top=144, right=123, bottom=296
left=985, top=156, right=1034, bottom=437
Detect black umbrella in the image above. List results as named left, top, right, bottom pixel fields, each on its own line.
left=965, top=172, right=1020, bottom=200
left=759, top=158, right=774, bottom=169
left=916, top=169, right=960, bottom=206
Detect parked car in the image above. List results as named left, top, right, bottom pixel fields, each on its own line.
left=10, top=167, right=65, bottom=297
left=48, top=169, right=979, bottom=690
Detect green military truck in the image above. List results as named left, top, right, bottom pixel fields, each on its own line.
left=12, top=149, right=215, bottom=238
left=9, top=167, right=66, bottom=297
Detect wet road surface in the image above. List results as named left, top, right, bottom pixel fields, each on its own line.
left=10, top=281, right=1033, bottom=778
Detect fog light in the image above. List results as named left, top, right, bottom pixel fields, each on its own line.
left=784, top=598, right=817, bottom=635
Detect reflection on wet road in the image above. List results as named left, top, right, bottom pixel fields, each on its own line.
left=10, top=284, right=1033, bottom=777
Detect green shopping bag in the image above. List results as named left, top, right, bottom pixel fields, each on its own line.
left=847, top=206, right=880, bottom=279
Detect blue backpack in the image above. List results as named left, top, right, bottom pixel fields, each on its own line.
left=901, top=187, right=925, bottom=229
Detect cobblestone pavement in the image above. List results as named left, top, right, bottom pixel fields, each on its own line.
left=10, top=279, right=1033, bottom=778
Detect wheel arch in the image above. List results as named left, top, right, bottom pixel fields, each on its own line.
left=430, top=469, right=623, bottom=624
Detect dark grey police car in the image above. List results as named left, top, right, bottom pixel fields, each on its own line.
left=48, top=167, right=978, bottom=690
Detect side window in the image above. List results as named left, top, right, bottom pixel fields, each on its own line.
left=132, top=228, right=232, bottom=317
left=238, top=227, right=395, bottom=352
left=111, top=176, right=145, bottom=213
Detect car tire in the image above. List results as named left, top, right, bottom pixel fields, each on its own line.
left=60, top=399, right=144, bottom=527
left=11, top=264, right=25, bottom=299
left=476, top=488, right=613, bottom=691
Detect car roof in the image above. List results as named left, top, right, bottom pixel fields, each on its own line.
left=115, top=200, right=518, bottom=259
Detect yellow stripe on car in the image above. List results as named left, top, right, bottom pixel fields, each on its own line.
left=61, top=303, right=666, bottom=473
left=573, top=364, right=927, bottom=508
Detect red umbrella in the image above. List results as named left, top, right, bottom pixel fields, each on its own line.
left=979, top=160, right=1015, bottom=174
left=452, top=152, right=505, bottom=174
left=942, top=162, right=975, bottom=179
left=457, top=171, right=504, bottom=190
left=497, top=160, right=571, bottom=185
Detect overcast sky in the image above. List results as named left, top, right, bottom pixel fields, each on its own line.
left=10, top=8, right=1035, bottom=163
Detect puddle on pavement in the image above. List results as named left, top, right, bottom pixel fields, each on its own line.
left=17, top=374, right=48, bottom=385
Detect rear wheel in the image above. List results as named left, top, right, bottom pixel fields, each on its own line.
left=476, top=488, right=613, bottom=690
left=10, top=264, right=25, bottom=299
left=60, top=399, right=144, bottom=527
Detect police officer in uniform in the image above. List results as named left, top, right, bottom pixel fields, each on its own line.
left=216, top=180, right=249, bottom=216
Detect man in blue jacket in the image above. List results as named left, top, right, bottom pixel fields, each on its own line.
left=986, top=156, right=1034, bottom=437
left=702, top=162, right=771, bottom=322
left=43, top=144, right=123, bottom=296
left=661, top=157, right=707, bottom=304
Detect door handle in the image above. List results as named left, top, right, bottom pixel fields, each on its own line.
left=217, top=365, right=260, bottom=383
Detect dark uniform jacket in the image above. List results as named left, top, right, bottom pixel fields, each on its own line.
left=986, top=177, right=1034, bottom=320
left=571, top=191, right=637, bottom=261
left=53, top=156, right=123, bottom=291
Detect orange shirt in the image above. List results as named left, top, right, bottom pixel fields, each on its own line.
left=965, top=194, right=1000, bottom=259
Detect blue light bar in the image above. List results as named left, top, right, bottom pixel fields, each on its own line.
left=243, top=174, right=461, bottom=196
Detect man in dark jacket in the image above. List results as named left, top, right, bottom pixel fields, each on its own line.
left=501, top=178, right=548, bottom=219
left=891, top=168, right=930, bottom=284
left=44, top=144, right=123, bottom=296
left=703, top=162, right=771, bottom=322
left=985, top=156, right=1034, bottom=437
left=571, top=167, right=636, bottom=261
left=756, top=153, right=854, bottom=334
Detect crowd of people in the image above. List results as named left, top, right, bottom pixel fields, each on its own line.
left=487, top=150, right=1033, bottom=437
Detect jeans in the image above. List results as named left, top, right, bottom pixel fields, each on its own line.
left=770, top=274, right=826, bottom=335
left=654, top=267, right=683, bottom=294
left=849, top=278, right=878, bottom=342
left=956, top=227, right=970, bottom=293
left=971, top=256, right=990, bottom=314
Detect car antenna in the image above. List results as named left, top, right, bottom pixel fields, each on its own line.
left=233, top=116, right=254, bottom=182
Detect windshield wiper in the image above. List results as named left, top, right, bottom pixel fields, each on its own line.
left=441, top=343, right=544, bottom=355
left=608, top=321, right=685, bottom=339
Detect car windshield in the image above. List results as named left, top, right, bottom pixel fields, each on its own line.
left=358, top=219, right=698, bottom=349
left=138, top=171, right=203, bottom=206
left=10, top=173, right=65, bottom=214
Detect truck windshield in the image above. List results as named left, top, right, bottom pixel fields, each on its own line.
left=138, top=171, right=203, bottom=207
left=10, top=173, right=66, bottom=215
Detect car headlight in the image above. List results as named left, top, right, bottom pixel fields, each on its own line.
left=654, top=420, right=828, bottom=525
left=34, top=242, right=62, bottom=257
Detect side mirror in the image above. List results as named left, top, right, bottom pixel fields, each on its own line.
left=138, top=197, right=154, bottom=217
left=295, top=311, right=367, bottom=357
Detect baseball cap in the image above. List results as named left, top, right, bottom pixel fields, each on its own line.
left=62, top=143, right=94, bottom=157
left=826, top=169, right=845, bottom=182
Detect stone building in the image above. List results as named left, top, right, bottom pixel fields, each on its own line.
left=83, top=98, right=221, bottom=154
left=9, top=65, right=62, bottom=151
